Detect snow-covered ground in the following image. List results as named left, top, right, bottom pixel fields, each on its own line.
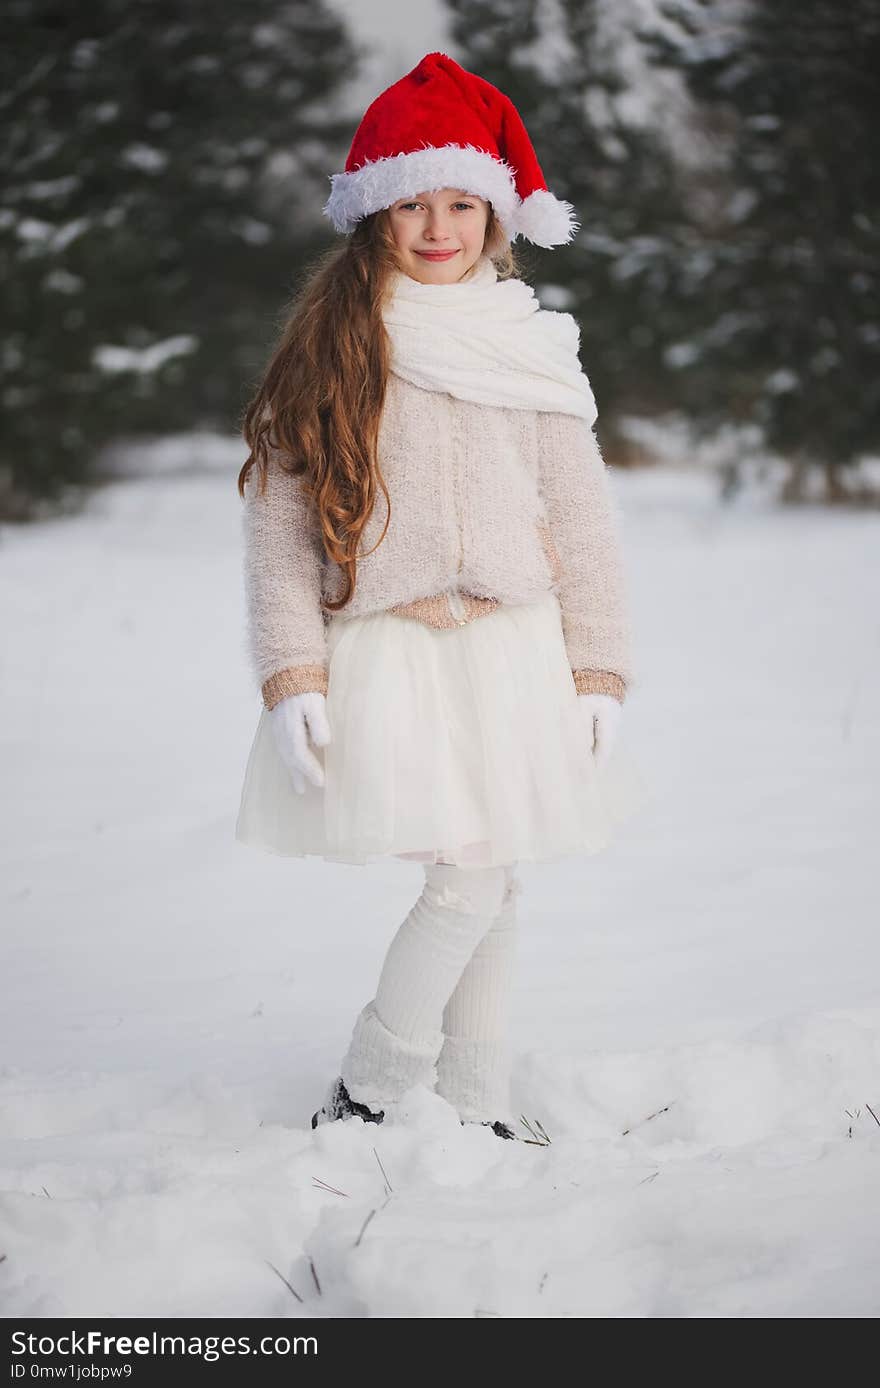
left=1, top=442, right=878, bottom=1318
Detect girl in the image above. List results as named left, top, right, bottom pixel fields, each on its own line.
left=235, top=52, right=646, bottom=1140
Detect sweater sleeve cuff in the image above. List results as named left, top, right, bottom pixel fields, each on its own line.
left=572, top=669, right=627, bottom=702
left=261, top=664, right=329, bottom=710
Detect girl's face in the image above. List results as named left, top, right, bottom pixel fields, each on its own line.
left=387, top=188, right=490, bottom=283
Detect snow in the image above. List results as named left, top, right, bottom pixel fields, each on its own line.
left=43, top=269, right=84, bottom=296
left=119, top=144, right=169, bottom=175
left=92, top=336, right=199, bottom=375
left=1, top=444, right=878, bottom=1318
left=15, top=218, right=55, bottom=243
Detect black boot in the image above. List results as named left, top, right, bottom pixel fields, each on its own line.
left=460, top=1117, right=517, bottom=1140
left=485, top=1119, right=516, bottom=1140
left=311, top=1076, right=385, bottom=1129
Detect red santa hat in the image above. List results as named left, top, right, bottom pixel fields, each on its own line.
left=323, top=51, right=579, bottom=249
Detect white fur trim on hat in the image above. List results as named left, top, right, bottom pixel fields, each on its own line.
left=323, top=143, right=578, bottom=247
left=324, top=144, right=517, bottom=233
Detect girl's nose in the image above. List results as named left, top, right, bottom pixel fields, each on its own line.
left=426, top=215, right=451, bottom=238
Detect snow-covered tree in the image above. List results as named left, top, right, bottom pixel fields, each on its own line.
left=1, top=0, right=358, bottom=516
left=641, top=0, right=880, bottom=496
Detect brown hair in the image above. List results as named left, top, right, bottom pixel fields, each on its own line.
left=237, top=202, right=521, bottom=612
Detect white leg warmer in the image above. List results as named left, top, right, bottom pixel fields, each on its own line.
left=339, top=861, right=507, bottom=1108
left=435, top=864, right=521, bottom=1122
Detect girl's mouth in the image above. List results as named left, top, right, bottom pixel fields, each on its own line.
left=416, top=250, right=459, bottom=261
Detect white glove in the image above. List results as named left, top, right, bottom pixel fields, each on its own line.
left=577, top=692, right=622, bottom=770
left=268, top=691, right=332, bottom=795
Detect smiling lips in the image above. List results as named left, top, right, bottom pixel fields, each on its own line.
left=416, top=250, right=458, bottom=260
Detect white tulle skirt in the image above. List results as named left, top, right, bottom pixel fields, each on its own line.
left=235, top=592, right=649, bottom=868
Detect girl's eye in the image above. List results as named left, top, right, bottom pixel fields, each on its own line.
left=398, top=201, right=474, bottom=211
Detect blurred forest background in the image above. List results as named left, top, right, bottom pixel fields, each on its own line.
left=2, top=0, right=879, bottom=520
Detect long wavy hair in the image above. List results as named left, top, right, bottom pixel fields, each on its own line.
left=237, top=202, right=521, bottom=612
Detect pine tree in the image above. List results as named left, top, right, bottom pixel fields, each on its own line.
left=641, top=0, right=880, bottom=497
left=1, top=0, right=358, bottom=517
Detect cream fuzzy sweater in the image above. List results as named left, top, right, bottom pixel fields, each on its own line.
left=242, top=371, right=634, bottom=710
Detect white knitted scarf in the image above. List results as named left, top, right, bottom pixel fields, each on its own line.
left=382, top=254, right=598, bottom=423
